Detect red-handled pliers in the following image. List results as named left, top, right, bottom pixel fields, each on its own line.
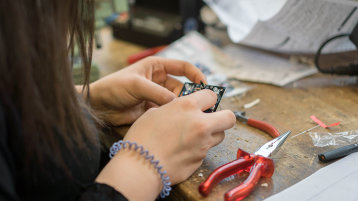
left=234, top=111, right=280, bottom=138
left=199, top=131, right=291, bottom=201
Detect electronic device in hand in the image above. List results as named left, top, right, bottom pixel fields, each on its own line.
left=179, top=82, right=225, bottom=113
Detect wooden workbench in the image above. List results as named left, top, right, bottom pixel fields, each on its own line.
left=93, top=28, right=358, bottom=201
left=164, top=75, right=358, bottom=201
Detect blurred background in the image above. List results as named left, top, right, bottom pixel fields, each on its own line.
left=74, top=0, right=227, bottom=84
left=72, top=0, right=358, bottom=86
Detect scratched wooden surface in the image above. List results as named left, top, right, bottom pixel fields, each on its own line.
left=163, top=75, right=358, bottom=201
left=93, top=28, right=358, bottom=201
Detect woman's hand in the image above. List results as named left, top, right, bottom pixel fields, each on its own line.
left=124, top=90, right=236, bottom=183
left=96, top=90, right=236, bottom=200
left=89, top=56, right=206, bottom=126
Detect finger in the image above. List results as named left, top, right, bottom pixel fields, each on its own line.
left=162, top=76, right=184, bottom=96
left=210, top=132, right=226, bottom=147
left=136, top=78, right=177, bottom=106
left=204, top=110, right=236, bottom=133
left=180, top=89, right=217, bottom=111
left=145, top=101, right=158, bottom=110
left=146, top=57, right=207, bottom=84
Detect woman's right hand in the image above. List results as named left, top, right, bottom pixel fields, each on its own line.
left=125, top=89, right=236, bottom=183
left=96, top=89, right=236, bottom=200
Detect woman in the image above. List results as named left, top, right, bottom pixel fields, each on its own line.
left=0, top=1, right=235, bottom=201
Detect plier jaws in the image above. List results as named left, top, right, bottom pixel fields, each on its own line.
left=234, top=111, right=280, bottom=138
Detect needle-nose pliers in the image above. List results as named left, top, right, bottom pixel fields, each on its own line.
left=199, top=131, right=291, bottom=201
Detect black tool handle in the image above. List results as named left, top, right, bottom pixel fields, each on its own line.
left=318, top=143, right=358, bottom=162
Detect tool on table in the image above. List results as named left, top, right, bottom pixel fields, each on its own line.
left=199, top=131, right=291, bottom=201
left=234, top=111, right=281, bottom=138
left=318, top=142, right=358, bottom=162
left=127, top=45, right=168, bottom=64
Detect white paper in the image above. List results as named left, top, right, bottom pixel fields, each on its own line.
left=157, top=32, right=316, bottom=87
left=205, top=0, right=358, bottom=54
left=264, top=152, right=358, bottom=201
left=157, top=32, right=238, bottom=77
left=223, top=44, right=317, bottom=86
left=156, top=32, right=251, bottom=96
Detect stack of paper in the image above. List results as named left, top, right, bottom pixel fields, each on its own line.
left=157, top=32, right=317, bottom=87
left=264, top=152, right=358, bottom=201
left=205, top=0, right=358, bottom=53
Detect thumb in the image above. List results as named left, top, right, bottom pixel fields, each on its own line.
left=136, top=79, right=177, bottom=106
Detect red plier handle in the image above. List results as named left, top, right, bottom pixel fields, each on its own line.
left=127, top=45, right=167, bottom=64
left=247, top=118, right=280, bottom=138
left=199, top=149, right=274, bottom=201
left=234, top=111, right=280, bottom=138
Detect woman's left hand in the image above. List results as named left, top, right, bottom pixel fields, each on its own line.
left=89, top=56, right=206, bottom=126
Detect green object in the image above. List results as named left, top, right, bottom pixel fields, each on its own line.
left=72, top=61, right=100, bottom=85
left=95, top=0, right=128, bottom=29
left=73, top=0, right=130, bottom=84
left=113, top=0, right=128, bottom=13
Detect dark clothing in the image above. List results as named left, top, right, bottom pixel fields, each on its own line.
left=0, top=96, right=127, bottom=201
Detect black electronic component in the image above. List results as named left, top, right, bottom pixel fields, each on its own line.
left=179, top=82, right=225, bottom=113
left=318, top=143, right=358, bottom=163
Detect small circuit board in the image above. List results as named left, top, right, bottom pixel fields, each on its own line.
left=179, top=82, right=226, bottom=113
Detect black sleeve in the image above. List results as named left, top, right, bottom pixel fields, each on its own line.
left=0, top=98, right=20, bottom=201
left=78, top=183, right=128, bottom=201
left=0, top=98, right=128, bottom=201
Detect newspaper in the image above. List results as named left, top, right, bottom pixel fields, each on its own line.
left=205, top=0, right=358, bottom=54
left=157, top=32, right=317, bottom=87
left=222, top=44, right=317, bottom=86
left=157, top=32, right=250, bottom=97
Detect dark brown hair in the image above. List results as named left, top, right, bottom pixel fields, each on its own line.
left=0, top=0, right=95, bottom=166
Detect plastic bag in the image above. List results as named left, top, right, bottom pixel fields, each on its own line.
left=309, top=130, right=358, bottom=147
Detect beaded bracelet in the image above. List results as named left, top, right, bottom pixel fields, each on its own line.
left=109, top=140, right=172, bottom=198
